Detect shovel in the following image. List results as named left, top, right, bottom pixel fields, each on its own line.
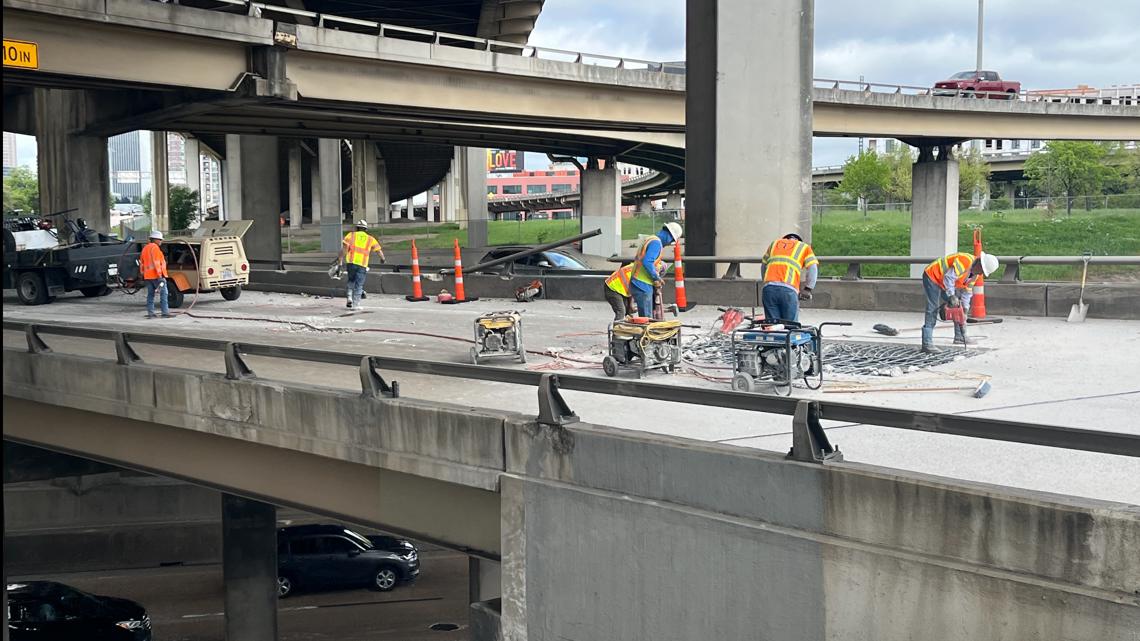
left=1067, top=254, right=1091, bottom=323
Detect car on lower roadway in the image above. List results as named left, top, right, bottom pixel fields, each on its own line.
left=276, top=524, right=420, bottom=597
left=6, top=581, right=151, bottom=641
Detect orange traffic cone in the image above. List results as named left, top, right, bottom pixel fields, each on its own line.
left=970, top=227, right=988, bottom=321
left=441, top=238, right=477, bottom=304
left=673, top=242, right=695, bottom=311
left=406, top=240, right=429, bottom=302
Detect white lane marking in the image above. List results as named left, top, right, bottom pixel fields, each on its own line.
left=181, top=612, right=224, bottom=619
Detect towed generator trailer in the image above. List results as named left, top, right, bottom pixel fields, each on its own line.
left=602, top=318, right=682, bottom=378
left=730, top=319, right=851, bottom=395
left=471, top=311, right=526, bottom=364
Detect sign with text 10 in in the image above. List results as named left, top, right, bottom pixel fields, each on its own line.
left=486, top=149, right=521, bottom=173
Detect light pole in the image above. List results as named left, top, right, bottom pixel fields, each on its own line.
left=976, top=0, right=984, bottom=72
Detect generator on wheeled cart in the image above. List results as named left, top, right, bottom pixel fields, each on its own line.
left=470, top=311, right=526, bottom=364
left=730, top=319, right=851, bottom=395
left=602, top=318, right=682, bottom=378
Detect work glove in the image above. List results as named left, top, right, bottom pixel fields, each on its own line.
left=798, top=287, right=813, bottom=301
left=947, top=294, right=961, bottom=308
left=654, top=279, right=665, bottom=289
left=380, top=256, right=387, bottom=264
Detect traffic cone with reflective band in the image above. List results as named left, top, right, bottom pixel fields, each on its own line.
left=969, top=227, right=989, bottom=321
left=441, top=238, right=477, bottom=304
left=672, top=242, right=695, bottom=311
left=405, top=240, right=429, bottom=302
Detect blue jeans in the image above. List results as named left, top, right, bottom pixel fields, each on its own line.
left=346, top=264, right=367, bottom=306
left=923, top=274, right=966, bottom=345
left=146, top=278, right=169, bottom=316
left=762, top=284, right=799, bottom=322
left=630, top=285, right=654, bottom=317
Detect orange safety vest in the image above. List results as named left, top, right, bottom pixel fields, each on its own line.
left=606, top=258, right=667, bottom=297
left=925, top=252, right=976, bottom=290
left=139, top=242, right=167, bottom=280
left=631, top=236, right=663, bottom=286
left=762, top=239, right=818, bottom=290
left=343, top=231, right=380, bottom=268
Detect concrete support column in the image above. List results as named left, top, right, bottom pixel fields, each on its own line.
left=184, top=136, right=202, bottom=217
left=685, top=0, right=814, bottom=277
left=33, top=88, right=110, bottom=233
left=910, top=145, right=960, bottom=277
left=310, top=157, right=321, bottom=225
left=580, top=157, right=621, bottom=257
left=666, top=191, right=684, bottom=216
left=228, top=136, right=281, bottom=263
left=405, top=196, right=414, bottom=220
left=457, top=147, right=489, bottom=246
left=636, top=198, right=653, bottom=215
left=318, top=138, right=343, bottom=252
left=440, top=165, right=457, bottom=222
left=351, top=140, right=381, bottom=225
left=1004, top=181, right=1016, bottom=203
left=151, top=131, right=170, bottom=232
left=376, top=153, right=390, bottom=223
left=222, top=494, right=277, bottom=641
left=468, top=557, right=502, bottom=604
left=288, top=141, right=303, bottom=229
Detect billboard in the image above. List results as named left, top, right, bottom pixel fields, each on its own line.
left=487, top=149, right=522, bottom=173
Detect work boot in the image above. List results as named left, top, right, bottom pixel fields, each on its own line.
left=346, top=301, right=353, bottom=309
left=161, top=313, right=173, bottom=319
left=921, top=343, right=941, bottom=354
left=146, top=313, right=157, bottom=319
left=953, top=335, right=976, bottom=346
left=360, top=292, right=367, bottom=299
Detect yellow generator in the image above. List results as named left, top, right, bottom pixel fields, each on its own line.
left=602, top=318, right=682, bottom=378
left=471, top=311, right=526, bottom=364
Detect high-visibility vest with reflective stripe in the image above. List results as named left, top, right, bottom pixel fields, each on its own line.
left=343, top=231, right=380, bottom=267
left=924, top=252, right=976, bottom=290
left=762, top=239, right=817, bottom=290
left=606, top=258, right=666, bottom=297
left=140, top=242, right=167, bottom=280
left=631, top=236, right=663, bottom=286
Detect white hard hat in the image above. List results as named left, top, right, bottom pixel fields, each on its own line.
left=979, top=252, right=999, bottom=277
left=355, top=220, right=369, bottom=229
left=663, top=222, right=683, bottom=243
left=149, top=230, right=164, bottom=240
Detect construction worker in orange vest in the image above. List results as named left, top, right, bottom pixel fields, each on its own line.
left=140, top=230, right=172, bottom=318
left=338, top=220, right=385, bottom=309
left=921, top=251, right=999, bottom=353
left=760, top=233, right=819, bottom=322
left=604, top=257, right=669, bottom=321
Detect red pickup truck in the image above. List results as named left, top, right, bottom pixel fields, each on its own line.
left=934, top=70, right=1021, bottom=99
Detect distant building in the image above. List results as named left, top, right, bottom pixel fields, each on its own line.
left=3, top=132, right=17, bottom=177
left=109, top=132, right=192, bottom=202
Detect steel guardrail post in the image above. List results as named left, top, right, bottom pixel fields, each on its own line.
left=113, top=332, right=142, bottom=365
left=359, top=356, right=399, bottom=399
left=25, top=325, right=51, bottom=354
left=537, top=374, right=578, bottom=427
left=224, top=342, right=255, bottom=380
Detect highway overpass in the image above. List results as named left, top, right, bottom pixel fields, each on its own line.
left=4, top=318, right=1138, bottom=641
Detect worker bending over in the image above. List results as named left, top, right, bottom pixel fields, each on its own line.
left=760, top=233, right=818, bottom=322
left=604, top=256, right=669, bottom=321
left=140, top=230, right=171, bottom=319
left=921, top=251, right=998, bottom=353
left=628, top=222, right=683, bottom=318
left=338, top=220, right=385, bottom=309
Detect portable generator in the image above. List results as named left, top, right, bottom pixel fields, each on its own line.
left=730, top=319, right=851, bottom=395
left=470, top=311, right=526, bottom=364
left=602, top=318, right=682, bottom=378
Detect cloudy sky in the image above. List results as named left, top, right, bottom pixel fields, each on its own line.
left=528, top=0, right=1140, bottom=166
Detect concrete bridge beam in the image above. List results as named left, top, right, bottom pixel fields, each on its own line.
left=909, top=144, right=960, bottom=277
left=222, top=493, right=278, bottom=641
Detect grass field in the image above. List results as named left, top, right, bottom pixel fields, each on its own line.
left=284, top=209, right=1140, bottom=281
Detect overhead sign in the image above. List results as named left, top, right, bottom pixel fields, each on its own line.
left=3, top=39, right=38, bottom=69
left=487, top=149, right=522, bottom=173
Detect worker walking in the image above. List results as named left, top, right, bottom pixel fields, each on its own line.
left=140, top=230, right=171, bottom=319
left=760, top=233, right=818, bottom=323
left=338, top=220, right=386, bottom=309
left=921, top=251, right=999, bottom=353
left=604, top=256, right=669, bottom=321
left=629, top=222, right=683, bottom=317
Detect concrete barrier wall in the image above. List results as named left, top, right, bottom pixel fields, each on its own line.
left=4, top=476, right=220, bottom=531
left=249, top=270, right=1140, bottom=319
left=4, top=522, right=221, bottom=575
left=499, top=420, right=1140, bottom=641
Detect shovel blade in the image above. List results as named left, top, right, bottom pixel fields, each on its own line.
left=1067, top=301, right=1088, bottom=323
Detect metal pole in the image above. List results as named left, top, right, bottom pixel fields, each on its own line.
left=976, top=0, right=984, bottom=72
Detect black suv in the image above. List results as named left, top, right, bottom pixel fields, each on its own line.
left=7, top=581, right=151, bottom=641
left=276, top=525, right=419, bottom=597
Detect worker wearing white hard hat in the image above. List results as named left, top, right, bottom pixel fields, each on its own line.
left=920, top=251, right=998, bottom=353
left=338, top=220, right=385, bottom=310
left=140, top=229, right=171, bottom=318
left=628, top=222, right=683, bottom=318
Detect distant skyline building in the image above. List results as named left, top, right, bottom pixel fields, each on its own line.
left=3, top=132, right=18, bottom=176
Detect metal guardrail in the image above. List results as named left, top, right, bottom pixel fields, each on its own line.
left=166, top=1, right=1136, bottom=104
left=607, top=255, right=1140, bottom=281
left=4, top=320, right=1138, bottom=459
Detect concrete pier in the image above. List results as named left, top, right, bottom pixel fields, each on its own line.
left=910, top=145, right=960, bottom=277
left=33, top=88, right=110, bottom=233
left=580, top=157, right=621, bottom=256
left=222, top=494, right=277, bottom=641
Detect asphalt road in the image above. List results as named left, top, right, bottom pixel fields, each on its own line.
left=9, top=550, right=471, bottom=641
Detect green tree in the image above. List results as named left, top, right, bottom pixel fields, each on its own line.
left=837, top=151, right=890, bottom=215
left=3, top=166, right=39, bottom=215
left=142, top=186, right=200, bottom=230
left=883, top=143, right=915, bottom=203
left=1024, top=141, right=1110, bottom=216
left=957, top=146, right=992, bottom=202
left=141, top=191, right=151, bottom=216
